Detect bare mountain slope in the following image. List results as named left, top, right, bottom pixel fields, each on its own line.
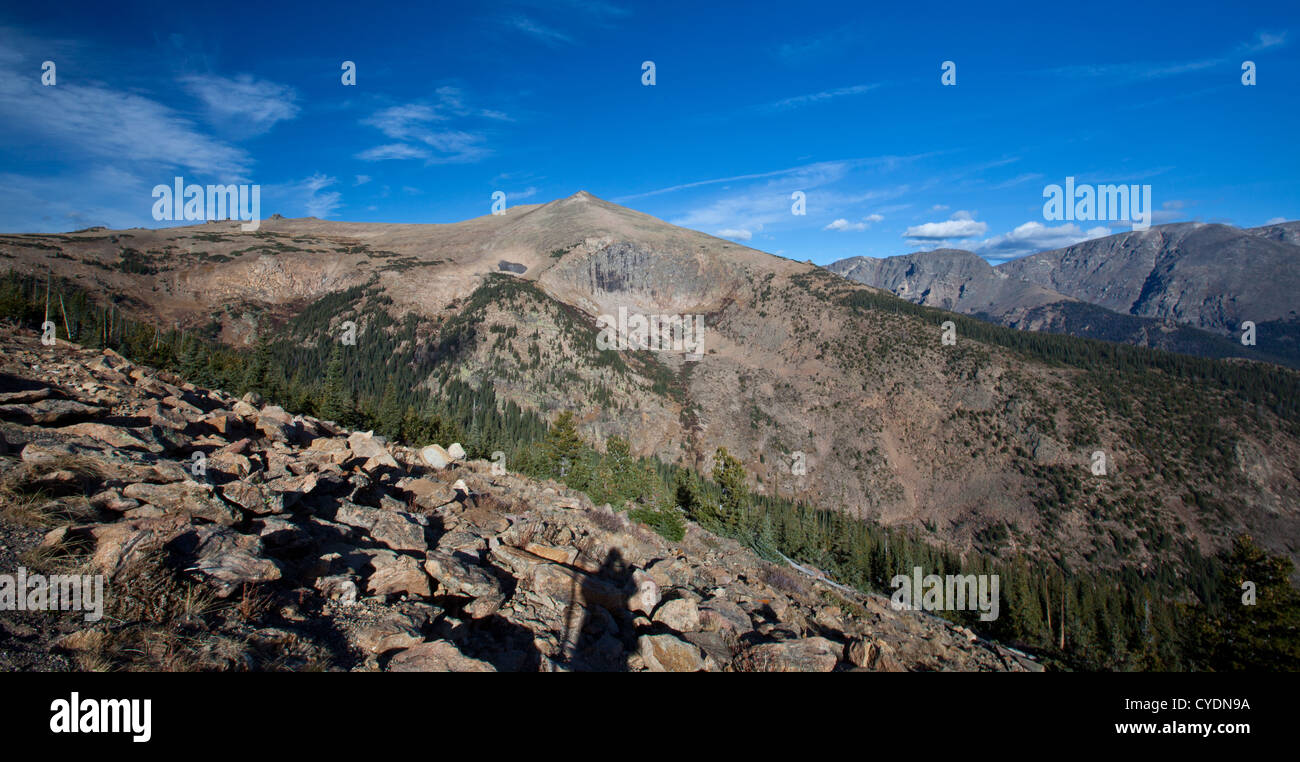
left=998, top=222, right=1300, bottom=333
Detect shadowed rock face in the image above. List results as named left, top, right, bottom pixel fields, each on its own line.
left=998, top=222, right=1300, bottom=333
left=827, top=249, right=1072, bottom=316
left=545, top=240, right=733, bottom=316
left=827, top=221, right=1300, bottom=364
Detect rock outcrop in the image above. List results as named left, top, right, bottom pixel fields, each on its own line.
left=0, top=330, right=1036, bottom=672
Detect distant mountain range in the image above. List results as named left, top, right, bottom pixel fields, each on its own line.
left=827, top=222, right=1300, bottom=367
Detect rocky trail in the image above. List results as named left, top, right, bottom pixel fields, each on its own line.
left=0, top=329, right=1039, bottom=672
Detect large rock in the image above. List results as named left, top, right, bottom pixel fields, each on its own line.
left=699, top=597, right=752, bottom=635
left=387, top=640, right=496, bottom=672
left=220, top=480, right=283, bottom=515
left=0, top=398, right=105, bottom=425
left=362, top=550, right=432, bottom=598
left=402, top=477, right=456, bottom=509
left=446, top=443, right=467, bottom=460
left=348, top=431, right=390, bottom=461
left=59, top=422, right=157, bottom=452
left=420, top=444, right=453, bottom=469
left=123, top=481, right=240, bottom=525
left=845, top=637, right=906, bottom=672
left=168, top=525, right=282, bottom=598
left=423, top=550, right=506, bottom=618
left=734, top=637, right=841, bottom=672
left=638, top=634, right=705, bottom=672
left=352, top=611, right=425, bottom=654
left=334, top=502, right=427, bottom=553
left=628, top=569, right=660, bottom=615
left=652, top=597, right=702, bottom=632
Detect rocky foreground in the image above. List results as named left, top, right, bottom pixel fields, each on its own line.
left=0, top=329, right=1039, bottom=672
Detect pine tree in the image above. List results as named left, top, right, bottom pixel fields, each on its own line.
left=243, top=331, right=274, bottom=397
left=542, top=411, right=585, bottom=481
left=1191, top=534, right=1300, bottom=671
left=376, top=381, right=404, bottom=439
left=319, top=344, right=356, bottom=426
left=712, top=447, right=748, bottom=533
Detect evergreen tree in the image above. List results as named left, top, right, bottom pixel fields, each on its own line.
left=243, top=331, right=274, bottom=397
left=319, top=344, right=356, bottom=426
left=1191, top=535, right=1300, bottom=671
left=542, top=410, right=585, bottom=481
left=712, top=446, right=748, bottom=532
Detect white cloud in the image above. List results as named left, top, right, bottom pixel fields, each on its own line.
left=354, top=175, right=371, bottom=186
left=903, top=210, right=988, bottom=243
left=974, top=221, right=1110, bottom=257
left=1265, top=216, right=1287, bottom=225
left=180, top=73, right=299, bottom=135
left=716, top=228, right=752, bottom=241
left=825, top=213, right=884, bottom=232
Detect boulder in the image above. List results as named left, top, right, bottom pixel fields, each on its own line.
left=421, top=444, right=453, bottom=469
left=387, top=640, right=496, bottom=672
left=363, top=551, right=432, bottom=598
left=59, top=422, right=156, bottom=452
left=653, top=597, right=702, bottom=632
left=168, top=525, right=282, bottom=598
left=734, top=637, right=841, bottom=672
left=123, top=481, right=240, bottom=525
left=638, top=634, right=705, bottom=672
left=347, top=431, right=390, bottom=461
left=352, top=612, right=425, bottom=655
left=845, top=637, right=905, bottom=672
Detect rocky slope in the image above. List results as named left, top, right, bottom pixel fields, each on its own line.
left=826, top=248, right=1074, bottom=319
left=0, top=329, right=1035, bottom=672
left=999, top=222, right=1300, bottom=334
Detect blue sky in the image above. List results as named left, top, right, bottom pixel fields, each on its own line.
left=1, top=0, right=1296, bottom=264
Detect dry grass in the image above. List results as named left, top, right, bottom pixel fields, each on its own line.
left=60, top=550, right=334, bottom=672
left=0, top=454, right=104, bottom=527
left=761, top=564, right=807, bottom=597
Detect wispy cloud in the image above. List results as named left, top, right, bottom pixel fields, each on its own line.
left=1052, top=31, right=1288, bottom=85
left=357, top=89, right=495, bottom=164
left=180, top=73, right=299, bottom=136
left=0, top=71, right=251, bottom=178
left=504, top=14, right=573, bottom=45
left=617, top=154, right=933, bottom=202
left=266, top=173, right=342, bottom=218
left=761, top=83, right=880, bottom=112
